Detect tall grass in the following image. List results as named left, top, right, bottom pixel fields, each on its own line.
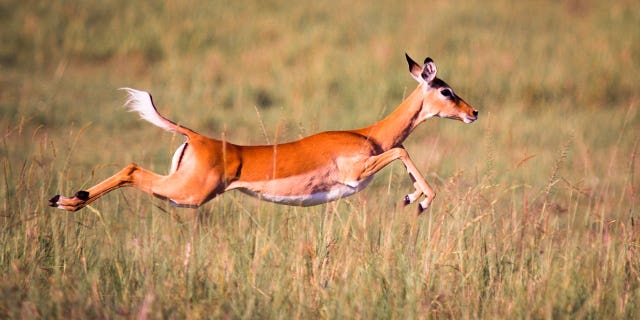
left=1, top=0, right=639, bottom=318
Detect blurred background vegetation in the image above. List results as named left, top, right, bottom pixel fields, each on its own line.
left=1, top=0, right=639, bottom=318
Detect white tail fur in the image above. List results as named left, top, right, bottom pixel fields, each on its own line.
left=120, top=88, right=179, bottom=133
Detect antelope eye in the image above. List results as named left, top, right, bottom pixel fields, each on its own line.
left=440, top=89, right=453, bottom=98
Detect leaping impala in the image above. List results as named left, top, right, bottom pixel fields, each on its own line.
left=49, top=54, right=478, bottom=213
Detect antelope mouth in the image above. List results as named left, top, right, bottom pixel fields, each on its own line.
left=461, top=114, right=477, bottom=123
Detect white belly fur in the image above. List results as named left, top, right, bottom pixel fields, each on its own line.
left=238, top=175, right=375, bottom=206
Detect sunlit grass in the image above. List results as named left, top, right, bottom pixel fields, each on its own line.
left=1, top=0, right=639, bottom=318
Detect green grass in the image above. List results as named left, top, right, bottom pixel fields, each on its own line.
left=1, top=0, right=639, bottom=318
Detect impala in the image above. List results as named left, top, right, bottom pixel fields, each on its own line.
left=49, top=54, right=478, bottom=213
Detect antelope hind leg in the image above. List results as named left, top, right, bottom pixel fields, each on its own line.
left=49, top=163, right=164, bottom=211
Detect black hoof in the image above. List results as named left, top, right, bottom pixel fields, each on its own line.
left=403, top=195, right=411, bottom=206
left=417, top=204, right=425, bottom=214
left=75, top=190, right=89, bottom=201
left=49, top=195, right=60, bottom=207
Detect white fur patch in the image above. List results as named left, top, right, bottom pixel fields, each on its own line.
left=169, top=142, right=188, bottom=173
left=238, top=176, right=374, bottom=206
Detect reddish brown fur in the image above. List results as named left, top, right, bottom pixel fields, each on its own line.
left=50, top=55, right=478, bottom=212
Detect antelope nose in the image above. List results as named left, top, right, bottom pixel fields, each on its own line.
left=472, top=110, right=479, bottom=117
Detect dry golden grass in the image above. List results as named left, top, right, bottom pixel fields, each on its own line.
left=1, top=0, right=639, bottom=318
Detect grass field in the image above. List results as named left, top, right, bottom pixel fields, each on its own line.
left=1, top=0, right=639, bottom=318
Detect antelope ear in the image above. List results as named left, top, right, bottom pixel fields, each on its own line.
left=421, top=57, right=437, bottom=83
left=406, top=53, right=424, bottom=83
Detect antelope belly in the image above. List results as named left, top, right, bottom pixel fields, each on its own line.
left=238, top=176, right=374, bottom=206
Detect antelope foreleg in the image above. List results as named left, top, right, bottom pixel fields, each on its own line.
left=362, top=147, right=435, bottom=213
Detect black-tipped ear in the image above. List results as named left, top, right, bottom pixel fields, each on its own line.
left=405, top=53, right=419, bottom=70
left=406, top=53, right=423, bottom=83
left=424, top=57, right=434, bottom=64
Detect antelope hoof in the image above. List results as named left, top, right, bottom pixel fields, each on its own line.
left=403, top=195, right=411, bottom=206
left=49, top=195, right=60, bottom=207
left=417, top=198, right=432, bottom=214
left=48, top=191, right=90, bottom=211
